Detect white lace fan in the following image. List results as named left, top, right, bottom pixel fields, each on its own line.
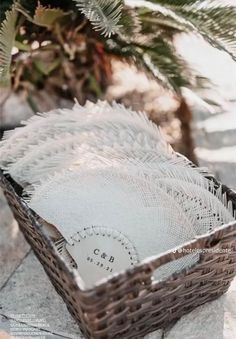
left=0, top=100, right=168, bottom=167
left=26, top=166, right=198, bottom=286
left=63, top=148, right=235, bottom=235
left=0, top=100, right=206, bottom=186
left=0, top=100, right=234, bottom=288
left=24, top=160, right=234, bottom=287
left=3, top=132, right=158, bottom=185
left=89, top=149, right=234, bottom=233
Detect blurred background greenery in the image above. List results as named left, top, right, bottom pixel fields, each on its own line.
left=1, top=0, right=236, bottom=162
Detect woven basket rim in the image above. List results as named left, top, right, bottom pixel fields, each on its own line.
left=1, top=168, right=236, bottom=293
left=0, top=169, right=85, bottom=288
left=81, top=220, right=236, bottom=291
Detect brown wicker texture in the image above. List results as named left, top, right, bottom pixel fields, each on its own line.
left=1, top=170, right=236, bottom=339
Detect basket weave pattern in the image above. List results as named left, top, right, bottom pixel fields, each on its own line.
left=1, top=171, right=236, bottom=339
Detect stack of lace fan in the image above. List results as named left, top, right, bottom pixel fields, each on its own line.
left=0, top=100, right=235, bottom=287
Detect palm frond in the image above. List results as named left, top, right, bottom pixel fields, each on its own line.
left=1, top=0, right=236, bottom=95
left=139, top=10, right=189, bottom=33
left=0, top=1, right=13, bottom=23
left=14, top=2, right=68, bottom=27
left=33, top=4, right=68, bottom=28
left=174, top=4, right=236, bottom=61
left=138, top=1, right=236, bottom=60
left=0, top=4, right=18, bottom=87
left=147, top=0, right=205, bottom=6
left=74, top=0, right=123, bottom=37
left=135, top=38, right=192, bottom=89
left=118, top=5, right=141, bottom=38
left=14, top=2, right=33, bottom=21
left=116, top=0, right=236, bottom=89
left=125, top=0, right=195, bottom=32
left=106, top=34, right=192, bottom=90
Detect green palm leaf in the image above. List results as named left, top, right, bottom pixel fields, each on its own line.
left=117, top=0, right=236, bottom=89
left=33, top=4, right=68, bottom=28
left=138, top=1, right=236, bottom=60
left=106, top=34, right=192, bottom=90
left=0, top=4, right=18, bottom=87
left=1, top=0, right=236, bottom=95
left=175, top=5, right=236, bottom=60
left=126, top=0, right=195, bottom=32
left=136, top=39, right=191, bottom=89
left=148, top=0, right=205, bottom=6
left=74, top=0, right=123, bottom=37
left=138, top=7, right=191, bottom=33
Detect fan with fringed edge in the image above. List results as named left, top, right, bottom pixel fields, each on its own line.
left=0, top=100, right=234, bottom=287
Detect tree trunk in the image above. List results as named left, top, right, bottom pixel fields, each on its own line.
left=175, top=95, right=198, bottom=165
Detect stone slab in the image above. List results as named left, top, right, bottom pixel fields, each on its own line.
left=166, top=73, right=236, bottom=339
left=0, top=252, right=83, bottom=339
left=0, top=314, right=65, bottom=339
left=0, top=189, right=30, bottom=289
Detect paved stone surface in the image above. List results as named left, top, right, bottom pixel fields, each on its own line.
left=164, top=101, right=236, bottom=339
left=0, top=314, right=65, bottom=338
left=0, top=189, right=30, bottom=290
left=164, top=38, right=236, bottom=337
left=0, top=248, right=161, bottom=339
left=193, top=108, right=236, bottom=190
left=165, top=278, right=236, bottom=339
left=0, top=93, right=33, bottom=129
left=0, top=252, right=83, bottom=339
left=0, top=91, right=73, bottom=130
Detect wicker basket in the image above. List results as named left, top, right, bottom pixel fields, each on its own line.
left=1, top=169, right=236, bottom=339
